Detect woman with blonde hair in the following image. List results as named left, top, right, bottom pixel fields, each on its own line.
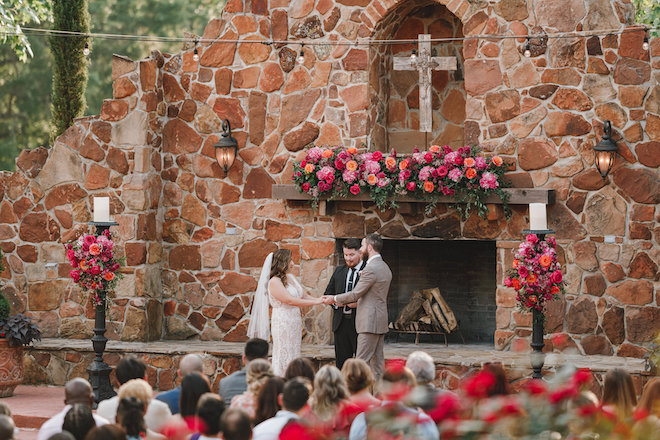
left=602, top=368, right=637, bottom=418
left=341, top=359, right=380, bottom=411
left=117, top=380, right=165, bottom=440
left=230, top=359, right=274, bottom=420
left=247, top=249, right=323, bottom=376
left=309, top=365, right=358, bottom=434
left=638, top=378, right=660, bottom=415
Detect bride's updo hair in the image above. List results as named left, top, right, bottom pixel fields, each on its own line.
left=270, top=249, right=291, bottom=287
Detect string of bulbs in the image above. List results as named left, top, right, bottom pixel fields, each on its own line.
left=3, top=24, right=656, bottom=64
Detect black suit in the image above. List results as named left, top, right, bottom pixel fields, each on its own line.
left=324, top=262, right=361, bottom=369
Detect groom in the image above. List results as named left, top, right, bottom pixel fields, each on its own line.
left=323, top=234, right=392, bottom=381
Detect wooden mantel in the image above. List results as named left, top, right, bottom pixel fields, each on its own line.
left=272, top=184, right=556, bottom=205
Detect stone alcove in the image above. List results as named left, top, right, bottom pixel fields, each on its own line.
left=368, top=1, right=465, bottom=153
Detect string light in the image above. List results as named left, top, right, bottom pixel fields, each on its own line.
left=83, top=42, right=90, bottom=56
left=410, top=49, right=417, bottom=60
left=642, top=28, right=649, bottom=51
left=193, top=40, right=199, bottom=62
left=523, top=37, right=531, bottom=57
left=297, top=43, right=305, bottom=64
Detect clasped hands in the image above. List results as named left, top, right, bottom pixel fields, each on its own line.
left=321, top=296, right=337, bottom=305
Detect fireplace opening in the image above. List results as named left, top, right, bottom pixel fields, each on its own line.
left=333, top=239, right=496, bottom=345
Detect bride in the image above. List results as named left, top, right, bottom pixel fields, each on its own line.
left=247, top=249, right=323, bottom=376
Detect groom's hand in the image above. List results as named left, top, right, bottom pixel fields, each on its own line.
left=322, top=296, right=336, bottom=305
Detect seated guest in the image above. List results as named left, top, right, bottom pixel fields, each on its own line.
left=118, top=380, right=166, bottom=440
left=254, top=377, right=284, bottom=426
left=230, top=359, right=273, bottom=420
left=310, top=365, right=357, bottom=434
left=219, top=409, right=251, bottom=440
left=253, top=378, right=310, bottom=440
left=179, top=372, right=212, bottom=422
left=219, top=338, right=269, bottom=403
left=62, top=405, right=96, bottom=440
left=83, top=425, right=126, bottom=440
left=284, top=357, right=316, bottom=385
left=192, top=393, right=226, bottom=440
left=116, top=397, right=164, bottom=440
left=482, top=362, right=510, bottom=397
left=349, top=363, right=438, bottom=440
left=156, top=353, right=204, bottom=415
left=49, top=433, right=76, bottom=440
left=341, top=359, right=380, bottom=411
left=0, top=414, right=15, bottom=440
left=638, top=378, right=660, bottom=415
left=602, top=368, right=637, bottom=418
left=38, top=378, right=109, bottom=440
left=406, top=351, right=439, bottom=411
left=97, top=356, right=171, bottom=432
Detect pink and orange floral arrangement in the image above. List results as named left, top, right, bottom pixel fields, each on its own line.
left=65, top=230, right=124, bottom=306
left=505, top=234, right=565, bottom=313
left=292, top=145, right=509, bottom=218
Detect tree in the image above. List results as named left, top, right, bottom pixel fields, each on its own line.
left=49, top=0, right=90, bottom=138
left=0, top=0, right=52, bottom=62
left=633, top=0, right=660, bottom=37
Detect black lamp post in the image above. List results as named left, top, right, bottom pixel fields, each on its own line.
left=594, top=120, right=618, bottom=181
left=214, top=119, right=238, bottom=176
left=86, top=220, right=118, bottom=405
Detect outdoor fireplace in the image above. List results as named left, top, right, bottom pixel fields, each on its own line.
left=334, top=239, right=496, bottom=344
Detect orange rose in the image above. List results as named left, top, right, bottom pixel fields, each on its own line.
left=304, top=163, right=315, bottom=174
left=513, top=259, right=519, bottom=268
left=79, top=260, right=89, bottom=271
left=551, top=285, right=560, bottom=294
left=424, top=181, right=434, bottom=192
left=529, top=295, right=537, bottom=303
left=539, top=255, right=552, bottom=268
left=347, top=147, right=357, bottom=155
left=526, top=273, right=537, bottom=284
left=367, top=174, right=378, bottom=185
left=429, top=145, right=440, bottom=153
left=385, top=157, right=396, bottom=170
left=399, top=160, right=409, bottom=170
left=322, top=149, right=333, bottom=158
left=464, top=157, right=475, bottom=168
left=103, top=272, right=115, bottom=281
left=346, top=160, right=358, bottom=171
left=466, top=168, right=477, bottom=179
left=492, top=156, right=503, bottom=167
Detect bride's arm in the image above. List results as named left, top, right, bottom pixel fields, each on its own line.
left=269, top=278, right=322, bottom=307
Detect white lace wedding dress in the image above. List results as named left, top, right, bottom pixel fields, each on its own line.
left=269, top=274, right=303, bottom=376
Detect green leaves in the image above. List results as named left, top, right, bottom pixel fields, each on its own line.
left=0, top=0, right=52, bottom=62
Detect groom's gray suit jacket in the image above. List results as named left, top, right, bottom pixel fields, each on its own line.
left=334, top=255, right=392, bottom=335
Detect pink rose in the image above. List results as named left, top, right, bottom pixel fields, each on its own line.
left=406, top=182, right=416, bottom=191
left=436, top=165, right=448, bottom=178
left=350, top=184, right=361, bottom=195
left=70, top=270, right=80, bottom=282
left=301, top=182, right=311, bottom=192
left=372, top=151, right=383, bottom=161
left=551, top=271, right=563, bottom=283
left=334, top=159, right=345, bottom=170
left=90, top=265, right=102, bottom=275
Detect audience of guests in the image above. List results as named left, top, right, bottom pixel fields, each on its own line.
left=219, top=408, right=251, bottom=440
left=62, top=404, right=96, bottom=440
left=179, top=373, right=212, bottom=421
left=254, top=377, right=284, bottom=426
left=341, top=359, right=380, bottom=412
left=602, top=368, right=637, bottom=418
left=253, top=378, right=310, bottom=440
left=192, top=393, right=226, bottom=440
left=219, top=338, right=269, bottom=403
left=284, top=357, right=316, bottom=384
left=229, top=359, right=273, bottom=420
left=97, top=357, right=172, bottom=432
left=156, top=354, right=205, bottom=415
left=38, top=378, right=109, bottom=440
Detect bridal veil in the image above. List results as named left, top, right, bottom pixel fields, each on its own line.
left=246, top=252, right=273, bottom=340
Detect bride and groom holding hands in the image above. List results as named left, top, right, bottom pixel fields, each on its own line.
left=247, top=234, right=392, bottom=381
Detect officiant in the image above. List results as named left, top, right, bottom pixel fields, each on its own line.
left=324, top=238, right=364, bottom=369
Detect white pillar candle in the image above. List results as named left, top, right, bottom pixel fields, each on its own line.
left=529, top=203, right=547, bottom=231
left=93, top=197, right=110, bottom=222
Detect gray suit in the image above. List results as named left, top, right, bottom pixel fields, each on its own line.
left=335, top=254, right=392, bottom=381
left=219, top=368, right=247, bottom=403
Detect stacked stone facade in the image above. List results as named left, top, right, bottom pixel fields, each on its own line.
left=0, top=0, right=658, bottom=361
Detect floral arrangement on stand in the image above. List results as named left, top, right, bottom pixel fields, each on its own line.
left=65, top=230, right=124, bottom=306
left=292, top=145, right=510, bottom=219
left=504, top=234, right=565, bottom=313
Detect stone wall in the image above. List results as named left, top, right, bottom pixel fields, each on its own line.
left=0, top=0, right=658, bottom=359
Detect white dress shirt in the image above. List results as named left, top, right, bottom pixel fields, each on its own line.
left=252, top=410, right=299, bottom=440
left=38, top=405, right=109, bottom=440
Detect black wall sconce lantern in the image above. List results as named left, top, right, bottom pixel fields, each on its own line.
left=594, top=120, right=618, bottom=181
left=214, top=119, right=238, bottom=176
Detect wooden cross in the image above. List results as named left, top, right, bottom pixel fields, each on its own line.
left=393, top=34, right=457, bottom=132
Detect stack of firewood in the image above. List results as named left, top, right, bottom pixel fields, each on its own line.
left=390, top=288, right=458, bottom=334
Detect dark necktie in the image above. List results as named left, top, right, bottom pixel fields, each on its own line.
left=347, top=268, right=355, bottom=292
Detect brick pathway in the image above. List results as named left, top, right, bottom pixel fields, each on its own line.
left=3, top=385, right=64, bottom=440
